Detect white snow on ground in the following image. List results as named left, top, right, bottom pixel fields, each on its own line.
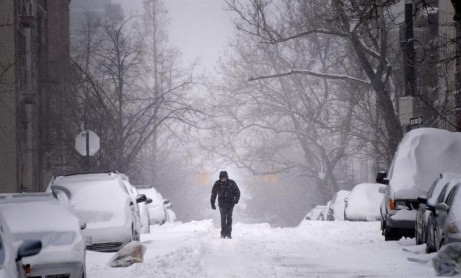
left=86, top=220, right=441, bottom=278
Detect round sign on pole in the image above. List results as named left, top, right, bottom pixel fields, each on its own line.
left=75, top=130, right=100, bottom=156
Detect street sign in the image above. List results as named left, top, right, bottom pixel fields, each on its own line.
left=409, top=115, right=423, bottom=127
left=75, top=130, right=100, bottom=156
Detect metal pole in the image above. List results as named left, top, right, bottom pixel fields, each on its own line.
left=85, top=131, right=90, bottom=172
left=405, top=0, right=416, bottom=97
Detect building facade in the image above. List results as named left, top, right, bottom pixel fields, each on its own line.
left=0, top=0, right=71, bottom=193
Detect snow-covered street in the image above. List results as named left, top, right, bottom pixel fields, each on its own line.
left=87, top=220, right=439, bottom=277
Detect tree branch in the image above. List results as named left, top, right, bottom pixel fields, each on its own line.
left=248, top=69, right=370, bottom=85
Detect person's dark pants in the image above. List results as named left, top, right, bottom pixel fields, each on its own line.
left=219, top=205, right=234, bottom=237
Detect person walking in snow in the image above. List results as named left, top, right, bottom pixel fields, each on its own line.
left=210, top=171, right=240, bottom=239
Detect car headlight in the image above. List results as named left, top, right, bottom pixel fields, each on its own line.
left=390, top=199, right=409, bottom=210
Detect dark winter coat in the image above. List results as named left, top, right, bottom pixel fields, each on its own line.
left=210, top=179, right=240, bottom=207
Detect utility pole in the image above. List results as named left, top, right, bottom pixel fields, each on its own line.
left=398, top=0, right=418, bottom=132
left=404, top=0, right=416, bottom=97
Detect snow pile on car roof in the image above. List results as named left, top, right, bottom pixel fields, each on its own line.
left=345, top=183, right=383, bottom=221
left=389, top=128, right=461, bottom=199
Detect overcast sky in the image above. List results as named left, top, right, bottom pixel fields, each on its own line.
left=165, top=0, right=234, bottom=71
left=120, top=0, right=234, bottom=73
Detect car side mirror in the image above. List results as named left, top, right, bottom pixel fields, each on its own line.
left=435, top=203, right=450, bottom=214
left=417, top=196, right=427, bottom=205
left=376, top=171, right=388, bottom=184
left=79, top=219, right=87, bottom=230
left=136, top=194, right=147, bottom=204
left=163, top=199, right=172, bottom=208
left=16, top=240, right=42, bottom=261
left=145, top=198, right=153, bottom=205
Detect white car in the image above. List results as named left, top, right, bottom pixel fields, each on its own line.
left=163, top=199, right=177, bottom=223
left=0, top=210, right=42, bottom=278
left=119, top=175, right=150, bottom=236
left=345, top=183, right=383, bottom=221
left=378, top=128, right=461, bottom=240
left=136, top=185, right=176, bottom=225
left=328, top=190, right=351, bottom=221
left=303, top=205, right=326, bottom=221
left=48, top=172, right=145, bottom=251
left=0, top=193, right=85, bottom=278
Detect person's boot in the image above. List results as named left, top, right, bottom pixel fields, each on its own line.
left=227, top=235, right=232, bottom=239
left=221, top=234, right=226, bottom=239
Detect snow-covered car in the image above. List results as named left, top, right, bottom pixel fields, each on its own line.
left=163, top=199, right=177, bottom=223
left=303, top=205, right=326, bottom=221
left=415, top=172, right=461, bottom=251
left=48, top=172, right=145, bottom=251
left=135, top=185, right=176, bottom=225
left=323, top=201, right=332, bottom=221
left=430, top=182, right=461, bottom=252
left=119, top=175, right=150, bottom=235
left=0, top=193, right=86, bottom=278
left=377, top=128, right=461, bottom=241
left=328, top=190, right=351, bottom=221
left=426, top=177, right=461, bottom=253
left=132, top=187, right=152, bottom=234
left=138, top=199, right=151, bottom=234
left=0, top=209, right=42, bottom=278
left=344, top=183, right=383, bottom=221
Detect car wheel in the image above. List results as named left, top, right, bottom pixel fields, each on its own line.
left=384, top=227, right=400, bottom=241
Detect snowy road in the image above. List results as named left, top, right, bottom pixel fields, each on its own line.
left=86, top=220, right=439, bottom=277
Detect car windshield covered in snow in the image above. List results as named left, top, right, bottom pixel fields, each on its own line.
left=50, top=174, right=130, bottom=223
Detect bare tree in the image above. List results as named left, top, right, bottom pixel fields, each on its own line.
left=202, top=17, right=367, bottom=202
left=70, top=3, right=205, bottom=182
left=225, top=0, right=404, bottom=165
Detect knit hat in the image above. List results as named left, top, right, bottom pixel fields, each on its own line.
left=219, top=171, right=228, bottom=178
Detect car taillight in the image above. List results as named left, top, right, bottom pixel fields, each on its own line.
left=23, top=264, right=31, bottom=276
left=448, top=223, right=459, bottom=234
left=389, top=199, right=395, bottom=210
